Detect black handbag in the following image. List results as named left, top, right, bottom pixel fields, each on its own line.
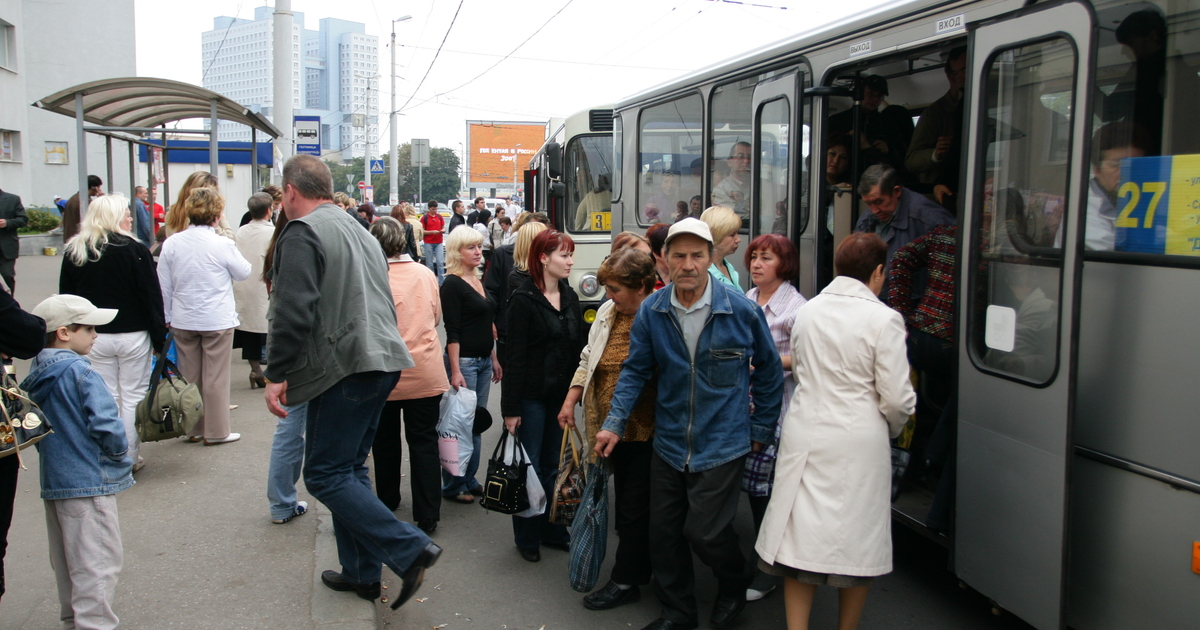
left=480, top=430, right=530, bottom=514
left=1, top=364, right=53, bottom=468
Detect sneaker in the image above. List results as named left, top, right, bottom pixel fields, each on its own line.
left=272, top=501, right=308, bottom=524
left=132, top=457, right=146, bottom=474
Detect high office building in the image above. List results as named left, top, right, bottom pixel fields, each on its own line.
left=201, top=7, right=378, bottom=160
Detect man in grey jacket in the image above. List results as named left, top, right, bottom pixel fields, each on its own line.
left=264, top=154, right=441, bottom=611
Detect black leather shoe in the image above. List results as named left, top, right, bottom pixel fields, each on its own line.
left=639, top=618, right=698, bottom=630
left=542, top=539, right=570, bottom=552
left=320, top=570, right=380, bottom=601
left=417, top=519, right=437, bottom=534
left=391, top=543, right=442, bottom=610
left=710, top=594, right=747, bottom=628
left=583, top=580, right=641, bottom=610
left=519, top=547, right=541, bottom=563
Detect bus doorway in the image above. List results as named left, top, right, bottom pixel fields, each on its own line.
left=814, top=38, right=968, bottom=545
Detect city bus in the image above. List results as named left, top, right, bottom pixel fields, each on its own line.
left=610, top=1, right=1199, bottom=628
left=525, top=106, right=615, bottom=324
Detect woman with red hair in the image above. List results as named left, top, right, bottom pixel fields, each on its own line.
left=741, top=233, right=808, bottom=602
left=501, top=230, right=585, bottom=563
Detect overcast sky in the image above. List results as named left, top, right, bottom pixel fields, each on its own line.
left=135, top=0, right=894, bottom=154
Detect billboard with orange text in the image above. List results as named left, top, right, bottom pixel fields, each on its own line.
left=466, top=121, right=546, bottom=189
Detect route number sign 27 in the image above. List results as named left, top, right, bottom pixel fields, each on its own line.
left=1114, top=155, right=1200, bottom=256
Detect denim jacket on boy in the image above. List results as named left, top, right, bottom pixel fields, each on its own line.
left=601, top=273, right=784, bottom=472
left=22, top=348, right=134, bottom=500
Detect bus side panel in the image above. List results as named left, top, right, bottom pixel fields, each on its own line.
left=1074, top=262, right=1200, bottom=481
left=956, top=418, right=1066, bottom=628
left=1068, top=456, right=1200, bottom=629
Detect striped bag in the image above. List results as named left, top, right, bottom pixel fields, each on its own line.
left=568, top=459, right=609, bottom=592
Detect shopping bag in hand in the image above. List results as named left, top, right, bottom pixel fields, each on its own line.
left=513, top=433, right=546, bottom=519
left=437, top=386, right=476, bottom=476
left=549, top=424, right=587, bottom=526
left=480, top=430, right=530, bottom=514
left=569, top=459, right=609, bottom=592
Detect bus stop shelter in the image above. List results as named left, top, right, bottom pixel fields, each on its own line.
left=32, top=77, right=281, bottom=226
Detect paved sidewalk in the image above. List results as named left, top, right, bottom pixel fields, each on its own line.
left=2, top=255, right=376, bottom=629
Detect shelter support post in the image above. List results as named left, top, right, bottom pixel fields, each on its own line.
left=128, top=141, right=138, bottom=238
left=105, top=137, right=114, bottom=199
left=210, top=99, right=219, bottom=176
left=251, top=128, right=258, bottom=192
left=75, top=92, right=87, bottom=222
left=161, top=126, right=170, bottom=214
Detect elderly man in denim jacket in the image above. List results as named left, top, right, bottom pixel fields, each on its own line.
left=595, top=218, right=783, bottom=630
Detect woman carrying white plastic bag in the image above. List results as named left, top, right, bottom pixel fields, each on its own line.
left=437, top=387, right=476, bottom=477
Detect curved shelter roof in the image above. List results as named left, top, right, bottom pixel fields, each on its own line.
left=32, top=77, right=281, bottom=137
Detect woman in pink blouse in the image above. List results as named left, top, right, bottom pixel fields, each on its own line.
left=368, top=218, right=449, bottom=533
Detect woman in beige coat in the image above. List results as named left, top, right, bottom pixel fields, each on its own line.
left=232, top=192, right=275, bottom=388
left=755, top=232, right=915, bottom=630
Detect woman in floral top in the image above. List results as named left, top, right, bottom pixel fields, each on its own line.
left=557, top=247, right=659, bottom=612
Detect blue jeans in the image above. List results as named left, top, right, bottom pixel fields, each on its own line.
left=423, top=242, right=444, bottom=285
left=303, top=371, right=429, bottom=584
left=267, top=403, right=307, bottom=520
left=441, top=355, right=492, bottom=496
left=512, top=398, right=570, bottom=551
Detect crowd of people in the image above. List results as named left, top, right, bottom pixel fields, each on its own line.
left=0, top=145, right=963, bottom=630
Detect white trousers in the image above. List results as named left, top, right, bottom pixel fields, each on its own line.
left=89, top=332, right=152, bottom=465
left=44, top=495, right=123, bottom=630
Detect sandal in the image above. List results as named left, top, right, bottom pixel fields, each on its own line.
left=447, top=493, right=475, bottom=504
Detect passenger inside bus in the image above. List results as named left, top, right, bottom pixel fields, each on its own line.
left=829, top=75, right=914, bottom=181
left=854, top=164, right=955, bottom=303
left=574, top=174, right=611, bottom=232
left=1100, top=9, right=1200, bottom=155
left=886, top=223, right=957, bottom=531
left=1084, top=122, right=1150, bottom=251
left=824, top=135, right=853, bottom=192
left=711, top=141, right=752, bottom=222
left=641, top=170, right=681, bottom=225
left=905, top=47, right=968, bottom=211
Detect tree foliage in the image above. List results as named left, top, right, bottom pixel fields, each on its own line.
left=324, top=144, right=461, bottom=207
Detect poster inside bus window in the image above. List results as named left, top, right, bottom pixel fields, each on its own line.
left=1113, top=155, right=1200, bottom=256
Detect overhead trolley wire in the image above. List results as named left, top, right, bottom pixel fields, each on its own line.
left=410, top=0, right=578, bottom=108
left=396, top=0, right=466, bottom=114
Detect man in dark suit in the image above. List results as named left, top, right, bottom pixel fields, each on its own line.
left=0, top=189, right=26, bottom=292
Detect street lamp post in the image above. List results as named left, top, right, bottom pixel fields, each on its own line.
left=389, top=15, right=412, bottom=207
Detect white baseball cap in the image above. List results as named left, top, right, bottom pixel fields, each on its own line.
left=32, top=294, right=118, bottom=332
left=664, top=217, right=714, bottom=247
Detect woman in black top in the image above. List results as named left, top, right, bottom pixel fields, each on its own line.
left=439, top=226, right=501, bottom=504
left=502, top=229, right=585, bottom=562
left=60, top=194, right=167, bottom=473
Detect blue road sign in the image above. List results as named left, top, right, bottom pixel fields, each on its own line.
left=294, top=115, right=321, bottom=156
left=370, top=159, right=385, bottom=175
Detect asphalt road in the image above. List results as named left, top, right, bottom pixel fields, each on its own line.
left=5, top=253, right=1036, bottom=629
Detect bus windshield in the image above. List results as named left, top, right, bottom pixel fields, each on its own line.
left=565, top=134, right=614, bottom=233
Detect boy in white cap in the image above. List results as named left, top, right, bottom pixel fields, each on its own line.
left=22, top=294, right=132, bottom=630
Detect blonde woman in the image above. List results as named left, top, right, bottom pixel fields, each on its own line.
left=439, top=225, right=501, bottom=502
left=158, top=187, right=252, bottom=445
left=60, top=194, right=166, bottom=472
left=701, top=205, right=744, bottom=289
left=485, top=218, right=548, bottom=366
left=164, top=171, right=234, bottom=239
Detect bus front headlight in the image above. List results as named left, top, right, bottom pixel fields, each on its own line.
left=579, top=273, right=600, bottom=298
